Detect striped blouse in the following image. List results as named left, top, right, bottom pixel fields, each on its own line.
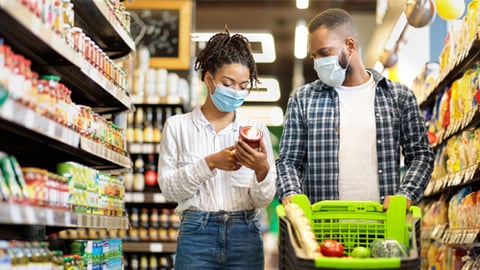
left=157, top=106, right=277, bottom=214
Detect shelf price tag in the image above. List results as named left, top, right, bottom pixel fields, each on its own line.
left=45, top=209, right=54, bottom=225
left=64, top=211, right=72, bottom=225
left=149, top=243, right=163, bottom=252
left=124, top=192, right=132, bottom=202
left=24, top=109, right=35, bottom=129
left=24, top=206, right=37, bottom=224
left=132, top=193, right=144, bottom=202
left=153, top=193, right=166, bottom=203
left=9, top=204, right=22, bottom=223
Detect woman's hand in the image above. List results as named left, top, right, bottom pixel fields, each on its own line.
left=205, top=145, right=242, bottom=171
left=235, top=138, right=270, bottom=182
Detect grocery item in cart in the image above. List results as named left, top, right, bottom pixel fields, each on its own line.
left=284, top=202, right=322, bottom=258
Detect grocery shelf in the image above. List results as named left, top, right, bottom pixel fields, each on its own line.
left=128, top=143, right=161, bottom=154
left=419, top=39, right=480, bottom=109
left=0, top=202, right=76, bottom=227
left=0, top=202, right=128, bottom=230
left=80, top=137, right=132, bottom=169
left=72, top=0, right=135, bottom=58
left=0, top=0, right=132, bottom=114
left=432, top=105, right=480, bottom=149
left=122, top=241, right=177, bottom=253
left=0, top=98, right=131, bottom=171
left=131, top=96, right=184, bottom=106
left=423, top=162, right=479, bottom=198
left=124, top=192, right=171, bottom=204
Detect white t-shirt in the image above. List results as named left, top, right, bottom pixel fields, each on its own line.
left=335, top=73, right=380, bottom=202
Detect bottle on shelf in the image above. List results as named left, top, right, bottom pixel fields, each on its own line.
left=149, top=254, right=158, bottom=270
left=164, top=107, right=172, bottom=125
left=140, top=254, right=148, bottom=270
left=130, top=254, right=139, bottom=270
left=139, top=207, right=149, bottom=241
left=143, top=107, right=154, bottom=143
left=134, top=107, right=144, bottom=143
left=149, top=208, right=159, bottom=241
left=126, top=111, right=135, bottom=143
left=124, top=170, right=134, bottom=192
left=153, top=107, right=163, bottom=143
left=133, top=154, right=145, bottom=192
left=144, top=153, right=157, bottom=187
left=128, top=207, right=140, bottom=241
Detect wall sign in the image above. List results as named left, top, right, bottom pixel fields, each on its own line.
left=125, top=0, right=192, bottom=70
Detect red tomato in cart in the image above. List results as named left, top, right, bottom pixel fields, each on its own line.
left=320, top=240, right=345, bottom=257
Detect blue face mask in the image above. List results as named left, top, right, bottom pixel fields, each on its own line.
left=210, top=79, right=248, bottom=112
left=313, top=47, right=351, bottom=87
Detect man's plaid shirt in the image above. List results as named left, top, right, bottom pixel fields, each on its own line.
left=276, top=68, right=434, bottom=204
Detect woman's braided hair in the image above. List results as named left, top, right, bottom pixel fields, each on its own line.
left=194, top=28, right=259, bottom=89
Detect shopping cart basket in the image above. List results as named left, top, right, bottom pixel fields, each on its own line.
left=277, top=195, right=421, bottom=270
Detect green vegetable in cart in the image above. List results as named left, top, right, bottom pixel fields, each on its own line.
left=351, top=246, right=371, bottom=258
left=370, top=239, right=409, bottom=258
left=320, top=239, right=344, bottom=257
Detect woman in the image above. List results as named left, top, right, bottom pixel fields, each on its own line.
left=157, top=29, right=276, bottom=270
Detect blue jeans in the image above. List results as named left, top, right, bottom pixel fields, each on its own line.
left=175, top=210, right=264, bottom=270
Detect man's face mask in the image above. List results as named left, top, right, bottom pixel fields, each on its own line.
left=313, top=46, right=352, bottom=87
left=209, top=77, right=248, bottom=112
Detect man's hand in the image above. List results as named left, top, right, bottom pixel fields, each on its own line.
left=382, top=195, right=412, bottom=212
left=281, top=195, right=294, bottom=205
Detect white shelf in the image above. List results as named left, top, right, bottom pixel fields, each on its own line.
left=0, top=0, right=132, bottom=112
left=0, top=202, right=128, bottom=229
left=0, top=98, right=131, bottom=170
left=124, top=192, right=170, bottom=204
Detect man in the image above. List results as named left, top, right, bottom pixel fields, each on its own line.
left=276, top=8, right=434, bottom=210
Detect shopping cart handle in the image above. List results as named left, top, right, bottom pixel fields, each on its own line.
left=409, top=205, right=422, bottom=219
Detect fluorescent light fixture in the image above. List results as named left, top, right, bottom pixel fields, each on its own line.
left=294, top=19, right=308, bottom=59
left=237, top=106, right=284, bottom=126
left=246, top=77, right=281, bottom=102
left=296, top=0, right=309, bottom=9
left=384, top=13, right=407, bottom=51
left=191, top=32, right=276, bottom=63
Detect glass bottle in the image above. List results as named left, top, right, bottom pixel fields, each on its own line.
left=149, top=208, right=159, bottom=241
left=134, top=107, right=144, bottom=143
left=123, top=171, right=134, bottom=192
left=130, top=254, right=139, bottom=270
left=133, top=155, right=145, bottom=192
left=129, top=208, right=140, bottom=240
left=148, top=254, right=158, bottom=270
left=126, top=112, right=135, bottom=143
left=139, top=254, right=148, bottom=270
left=153, top=108, right=163, bottom=143
left=164, top=107, right=172, bottom=125
left=144, top=154, right=157, bottom=187
left=139, top=207, right=149, bottom=241
left=143, top=107, right=154, bottom=143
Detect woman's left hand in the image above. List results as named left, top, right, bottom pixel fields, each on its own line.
left=235, top=138, right=270, bottom=182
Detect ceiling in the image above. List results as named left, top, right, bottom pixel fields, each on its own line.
left=193, top=0, right=378, bottom=110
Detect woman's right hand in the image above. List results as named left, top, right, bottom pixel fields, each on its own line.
left=205, top=145, right=242, bottom=171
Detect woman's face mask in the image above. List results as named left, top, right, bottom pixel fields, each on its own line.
left=209, top=77, right=248, bottom=112
left=313, top=47, right=352, bottom=87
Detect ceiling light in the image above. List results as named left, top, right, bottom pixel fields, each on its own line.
left=296, top=0, right=309, bottom=9
left=191, top=32, right=276, bottom=63
left=294, top=19, right=308, bottom=59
